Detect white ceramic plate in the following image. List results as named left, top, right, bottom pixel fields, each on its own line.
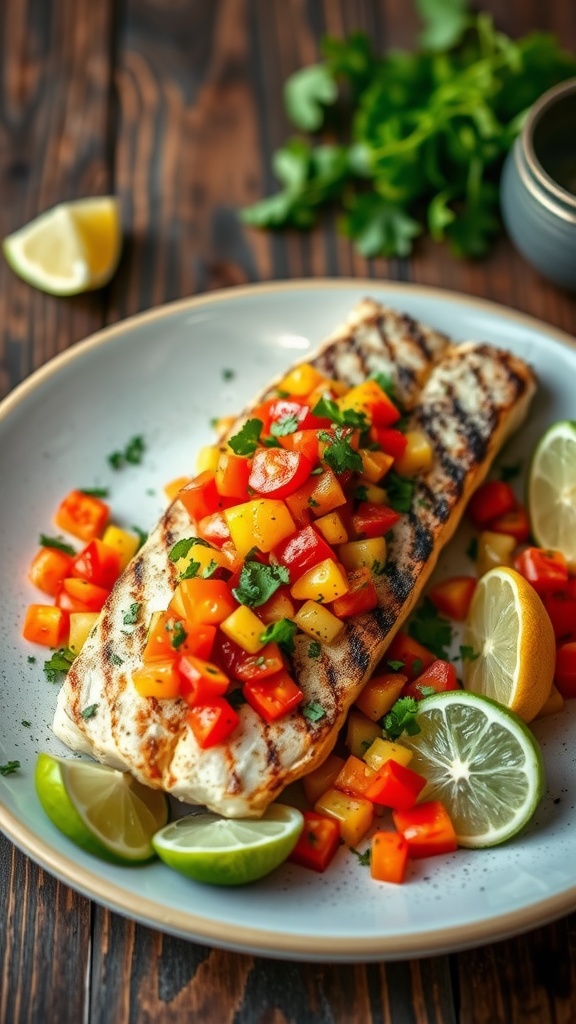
left=1, top=280, right=576, bottom=963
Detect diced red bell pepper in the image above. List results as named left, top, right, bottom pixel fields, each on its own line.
left=187, top=697, right=239, bottom=749
left=370, top=427, right=408, bottom=461
left=249, top=449, right=313, bottom=499
left=273, top=525, right=334, bottom=582
left=384, top=632, right=436, bottom=679
left=488, top=506, right=531, bottom=544
left=428, top=576, right=477, bottom=621
left=514, top=546, right=568, bottom=595
left=331, top=567, right=379, bottom=618
left=215, top=452, right=252, bottom=500
left=177, top=655, right=230, bottom=705
left=392, top=800, right=458, bottom=858
left=467, top=480, right=517, bottom=528
left=351, top=502, right=401, bottom=539
left=543, top=590, right=576, bottom=642
left=364, top=759, right=427, bottom=810
left=178, top=471, right=225, bottom=522
left=288, top=811, right=341, bottom=873
left=28, top=546, right=74, bottom=597
left=142, top=612, right=216, bottom=662
left=242, top=668, right=303, bottom=722
left=213, top=633, right=284, bottom=682
left=22, top=604, right=69, bottom=647
left=197, top=511, right=231, bottom=548
left=56, top=578, right=110, bottom=614
left=554, top=641, right=576, bottom=699
left=71, top=538, right=121, bottom=589
left=54, top=489, right=110, bottom=542
left=401, top=659, right=460, bottom=700
left=278, top=429, right=320, bottom=466
left=268, top=397, right=331, bottom=432
left=371, top=831, right=410, bottom=884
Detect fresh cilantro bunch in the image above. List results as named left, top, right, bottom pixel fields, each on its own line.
left=241, top=0, right=576, bottom=258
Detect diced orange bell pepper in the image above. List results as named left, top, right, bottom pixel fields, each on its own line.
left=331, top=567, right=379, bottom=618
left=364, top=759, right=427, bottom=809
left=215, top=451, right=252, bottom=500
left=278, top=428, right=320, bottom=466
left=333, top=755, right=377, bottom=799
left=258, top=585, right=297, bottom=625
left=132, top=659, right=181, bottom=699
left=142, top=611, right=216, bottom=662
left=187, top=697, right=239, bottom=748
left=178, top=471, right=226, bottom=522
left=22, top=604, right=69, bottom=647
left=337, top=380, right=400, bottom=427
left=354, top=672, right=407, bottom=721
left=285, top=467, right=346, bottom=526
left=392, top=800, right=458, bottom=858
left=359, top=448, right=394, bottom=483
left=276, top=362, right=326, bottom=397
left=55, top=578, right=110, bottom=614
left=371, top=831, right=409, bottom=884
left=169, top=578, right=237, bottom=626
left=428, top=576, right=477, bottom=621
left=242, top=668, right=303, bottom=722
left=177, top=655, right=230, bottom=705
left=29, top=546, right=74, bottom=597
left=288, top=811, right=341, bottom=873
left=164, top=475, right=193, bottom=503
left=54, top=489, right=110, bottom=542
left=384, top=632, right=436, bottom=679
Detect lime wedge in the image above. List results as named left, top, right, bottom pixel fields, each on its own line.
left=398, top=691, right=545, bottom=848
left=35, top=753, right=169, bottom=864
left=528, top=419, right=576, bottom=570
left=152, top=804, right=304, bottom=885
left=3, top=196, right=121, bottom=295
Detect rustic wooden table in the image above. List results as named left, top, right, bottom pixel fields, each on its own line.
left=2, top=1, right=576, bottom=1021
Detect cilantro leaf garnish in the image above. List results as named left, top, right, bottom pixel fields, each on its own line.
left=270, top=413, right=300, bottom=437
left=386, top=659, right=405, bottom=671
left=383, top=697, right=421, bottom=740
left=169, top=537, right=211, bottom=562
left=498, top=460, right=523, bottom=483
left=313, top=396, right=368, bottom=430
left=0, top=761, right=20, bottom=776
left=228, top=418, right=263, bottom=457
left=408, top=598, right=453, bottom=659
left=459, top=644, right=480, bottom=662
left=39, top=534, right=76, bottom=555
left=369, top=371, right=396, bottom=402
left=308, top=640, right=322, bottom=659
left=109, top=652, right=123, bottom=666
left=79, top=487, right=110, bottom=498
left=108, top=435, right=145, bottom=470
left=350, top=846, right=371, bottom=866
left=385, top=472, right=415, bottom=513
left=233, top=561, right=290, bottom=608
left=122, top=602, right=141, bottom=626
left=81, top=703, right=99, bottom=721
left=318, top=427, right=363, bottom=474
left=43, top=647, right=75, bottom=683
left=302, top=700, right=326, bottom=722
left=372, top=560, right=387, bottom=576
left=170, top=622, right=188, bottom=649
left=259, top=618, right=298, bottom=654
left=221, top=367, right=236, bottom=381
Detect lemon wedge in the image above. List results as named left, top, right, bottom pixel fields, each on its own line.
left=528, top=419, right=576, bottom=571
left=3, top=196, right=121, bottom=295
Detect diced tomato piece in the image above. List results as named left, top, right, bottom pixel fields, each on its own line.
left=514, top=547, right=568, bottom=595
left=212, top=633, right=284, bottom=681
left=178, top=471, right=226, bottom=522
left=371, top=831, right=410, bottom=884
left=370, top=427, right=408, bottom=460
left=54, top=489, right=110, bottom=542
left=488, top=506, right=531, bottom=544
left=351, top=502, right=401, bottom=539
left=177, top=655, right=230, bottom=705
left=383, top=631, right=436, bottom=679
left=331, top=567, right=379, bottom=618
left=278, top=428, right=320, bottom=466
left=288, top=811, right=341, bottom=873
left=169, top=578, right=237, bottom=625
left=249, top=449, right=313, bottom=499
left=22, top=604, right=69, bottom=647
left=273, top=525, right=334, bottom=582
left=554, top=641, right=576, bottom=699
left=215, top=452, right=252, bottom=500
left=401, top=659, right=460, bottom=700
left=467, top=481, right=517, bottom=528
left=428, top=576, right=477, bottom=621
left=56, top=578, right=110, bottom=613
left=196, top=511, right=231, bottom=548
left=28, top=546, right=74, bottom=597
left=71, top=538, right=121, bottom=589
left=364, top=759, right=427, bottom=810
left=392, top=800, right=458, bottom=858
left=242, top=668, right=303, bottom=722
left=544, top=590, right=576, bottom=641
left=187, top=697, right=239, bottom=748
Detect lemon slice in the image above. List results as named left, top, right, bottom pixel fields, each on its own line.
left=152, top=804, right=304, bottom=885
left=3, top=196, right=121, bottom=295
left=528, top=420, right=576, bottom=570
left=35, top=753, right=168, bottom=863
left=399, top=691, right=545, bottom=848
left=462, top=566, right=555, bottom=722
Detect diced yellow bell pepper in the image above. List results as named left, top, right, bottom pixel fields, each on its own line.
left=359, top=449, right=394, bottom=483
left=302, top=753, right=346, bottom=805
left=344, top=709, right=382, bottom=758
left=258, top=588, right=297, bottom=624
left=220, top=605, right=266, bottom=654
left=276, top=362, right=326, bottom=397
left=291, top=558, right=349, bottom=603
left=196, top=444, right=220, bottom=474
left=68, top=611, right=99, bottom=655
left=314, top=510, right=349, bottom=546
left=224, top=499, right=296, bottom=557
left=354, top=672, right=407, bottom=722
left=314, top=788, right=374, bottom=847
left=164, top=475, right=193, bottom=503
left=363, top=736, right=414, bottom=771
left=132, top=660, right=181, bottom=699
left=476, top=530, right=516, bottom=576
left=394, top=430, right=433, bottom=477
left=356, top=479, right=388, bottom=505
left=101, top=525, right=141, bottom=572
left=338, top=536, right=387, bottom=572
left=173, top=541, right=228, bottom=578
left=294, top=600, right=344, bottom=643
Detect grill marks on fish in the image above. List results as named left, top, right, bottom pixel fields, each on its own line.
left=52, top=304, right=536, bottom=818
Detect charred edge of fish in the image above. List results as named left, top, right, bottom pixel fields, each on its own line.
left=370, top=603, right=398, bottom=639
left=382, top=562, right=414, bottom=605
left=345, top=623, right=371, bottom=676
left=398, top=313, right=438, bottom=359
left=452, top=394, right=492, bottom=463
left=409, top=515, right=435, bottom=563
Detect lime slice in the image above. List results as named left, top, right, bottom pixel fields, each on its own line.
left=35, top=753, right=169, bottom=864
left=399, top=691, right=545, bottom=848
left=528, top=419, right=576, bottom=570
left=152, top=804, right=304, bottom=885
left=3, top=196, right=121, bottom=295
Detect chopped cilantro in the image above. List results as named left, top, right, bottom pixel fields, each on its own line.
left=109, top=652, right=123, bottom=666
left=498, top=460, right=523, bottom=483
left=372, top=560, right=387, bottom=576
left=369, top=371, right=396, bottom=402
left=408, top=598, right=452, bottom=659
left=39, top=534, right=75, bottom=555
left=383, top=697, right=421, bottom=740
left=310, top=465, right=324, bottom=476
left=386, top=659, right=405, bottom=671
left=79, top=486, right=110, bottom=498
left=466, top=536, right=478, bottom=562
left=169, top=537, right=211, bottom=562
left=221, top=368, right=236, bottom=381
left=0, top=761, right=20, bottom=776
left=21, top=720, right=31, bottom=728
left=108, top=435, right=146, bottom=470
left=170, top=622, right=188, bottom=649
left=353, top=484, right=369, bottom=502
left=386, top=472, right=415, bottom=513
left=412, top=658, right=423, bottom=676
left=122, top=602, right=141, bottom=625
left=318, top=427, right=363, bottom=474
left=179, top=559, right=201, bottom=580
left=308, top=640, right=322, bottom=659
left=259, top=618, right=298, bottom=654
left=81, top=703, right=99, bottom=720
left=459, top=644, right=479, bottom=662
left=233, top=561, right=290, bottom=608
left=228, top=418, right=263, bottom=457
left=270, top=413, right=300, bottom=437
left=350, top=846, right=371, bottom=866
left=302, top=700, right=326, bottom=722
left=27, top=656, right=36, bottom=664
left=313, top=396, right=368, bottom=430
left=44, top=648, right=75, bottom=683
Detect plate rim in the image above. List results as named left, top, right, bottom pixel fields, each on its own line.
left=2, top=276, right=576, bottom=961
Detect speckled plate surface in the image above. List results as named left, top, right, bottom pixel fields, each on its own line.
left=1, top=280, right=575, bottom=962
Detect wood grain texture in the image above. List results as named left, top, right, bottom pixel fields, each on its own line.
left=1, top=1, right=576, bottom=1022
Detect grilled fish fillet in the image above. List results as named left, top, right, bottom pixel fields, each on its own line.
left=53, top=302, right=536, bottom=816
